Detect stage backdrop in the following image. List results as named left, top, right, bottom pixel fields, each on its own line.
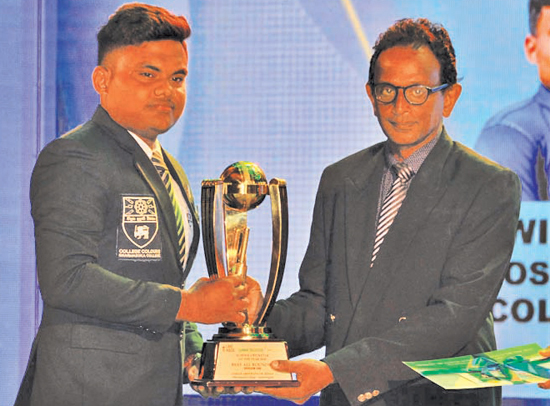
left=2, top=0, right=549, bottom=404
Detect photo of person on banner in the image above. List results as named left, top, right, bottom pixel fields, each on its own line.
left=476, top=0, right=550, bottom=201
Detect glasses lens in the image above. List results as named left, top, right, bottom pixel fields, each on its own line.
left=374, top=84, right=396, bottom=103
left=404, top=85, right=429, bottom=105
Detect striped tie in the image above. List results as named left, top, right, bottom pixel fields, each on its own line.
left=151, top=150, right=186, bottom=269
left=370, top=163, right=414, bottom=267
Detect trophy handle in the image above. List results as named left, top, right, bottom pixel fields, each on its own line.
left=255, top=178, right=288, bottom=326
left=201, top=179, right=228, bottom=278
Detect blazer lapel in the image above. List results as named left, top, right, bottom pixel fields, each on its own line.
left=344, top=145, right=386, bottom=307
left=346, top=131, right=453, bottom=337
left=91, top=105, right=188, bottom=274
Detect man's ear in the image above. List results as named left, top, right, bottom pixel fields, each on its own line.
left=525, top=34, right=538, bottom=65
left=442, top=83, right=462, bottom=118
left=92, top=65, right=111, bottom=95
left=365, top=83, right=378, bottom=117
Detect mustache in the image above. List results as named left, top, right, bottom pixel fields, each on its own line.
left=148, top=100, right=175, bottom=109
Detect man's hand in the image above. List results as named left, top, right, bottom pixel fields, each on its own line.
left=255, top=359, right=335, bottom=404
left=190, top=382, right=251, bottom=398
left=244, top=276, right=264, bottom=324
left=178, top=274, right=249, bottom=324
left=186, top=354, right=226, bottom=398
left=538, top=347, right=550, bottom=389
left=187, top=358, right=252, bottom=399
left=184, top=353, right=201, bottom=383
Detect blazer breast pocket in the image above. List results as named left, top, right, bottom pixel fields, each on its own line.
left=71, top=324, right=144, bottom=354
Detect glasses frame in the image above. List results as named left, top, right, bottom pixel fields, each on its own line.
left=371, top=82, right=450, bottom=106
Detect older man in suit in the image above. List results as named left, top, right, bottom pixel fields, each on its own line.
left=14, top=4, right=253, bottom=406
left=257, top=18, right=521, bottom=406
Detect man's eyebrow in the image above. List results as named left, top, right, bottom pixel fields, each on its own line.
left=143, top=64, right=161, bottom=72
left=142, top=65, right=188, bottom=76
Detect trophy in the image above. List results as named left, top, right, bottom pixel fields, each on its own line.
left=192, top=161, right=298, bottom=387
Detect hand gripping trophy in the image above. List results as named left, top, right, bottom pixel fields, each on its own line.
left=193, top=162, right=298, bottom=387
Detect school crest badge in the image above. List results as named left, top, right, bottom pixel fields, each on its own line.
left=122, top=196, right=159, bottom=248
left=117, top=195, right=162, bottom=261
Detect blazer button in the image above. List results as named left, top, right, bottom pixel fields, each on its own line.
left=357, top=393, right=367, bottom=402
left=330, top=314, right=336, bottom=322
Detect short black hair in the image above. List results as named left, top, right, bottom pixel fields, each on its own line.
left=367, top=18, right=457, bottom=88
left=529, top=0, right=550, bottom=35
left=97, top=3, right=191, bottom=65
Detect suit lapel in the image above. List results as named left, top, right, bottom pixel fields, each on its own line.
left=344, top=145, right=386, bottom=307
left=90, top=106, right=187, bottom=271
left=346, top=132, right=453, bottom=339
left=371, top=131, right=453, bottom=273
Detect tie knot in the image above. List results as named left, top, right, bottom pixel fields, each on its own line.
left=152, top=150, right=168, bottom=170
left=152, top=150, right=164, bottom=164
left=393, top=163, right=414, bottom=182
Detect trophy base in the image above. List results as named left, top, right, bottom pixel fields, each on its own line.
left=193, top=333, right=299, bottom=388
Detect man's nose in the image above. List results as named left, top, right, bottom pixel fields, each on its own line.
left=393, top=89, right=410, bottom=113
left=154, top=80, right=173, bottom=97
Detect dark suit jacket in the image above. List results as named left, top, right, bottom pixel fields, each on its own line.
left=15, top=106, right=203, bottom=406
left=268, top=130, right=521, bottom=406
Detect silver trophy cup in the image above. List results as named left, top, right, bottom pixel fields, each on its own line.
left=193, top=161, right=297, bottom=387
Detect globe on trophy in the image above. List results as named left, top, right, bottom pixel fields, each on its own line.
left=192, top=161, right=298, bottom=387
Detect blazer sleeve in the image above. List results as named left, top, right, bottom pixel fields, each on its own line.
left=324, top=169, right=521, bottom=404
left=31, top=137, right=182, bottom=333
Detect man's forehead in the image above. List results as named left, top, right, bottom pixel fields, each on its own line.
left=374, top=45, right=440, bottom=79
left=377, top=44, right=435, bottom=62
left=104, top=40, right=188, bottom=63
left=538, top=6, right=550, bottom=27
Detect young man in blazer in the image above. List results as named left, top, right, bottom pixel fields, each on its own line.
left=257, top=18, right=521, bottom=406
left=15, top=4, right=253, bottom=406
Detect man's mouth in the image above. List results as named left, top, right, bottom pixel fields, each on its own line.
left=389, top=120, right=415, bottom=130
left=150, top=102, right=175, bottom=112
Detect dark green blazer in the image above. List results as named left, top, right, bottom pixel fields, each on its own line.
left=15, top=106, right=202, bottom=406
left=269, top=130, right=521, bottom=406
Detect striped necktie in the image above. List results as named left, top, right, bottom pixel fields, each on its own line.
left=370, top=163, right=414, bottom=267
left=151, top=150, right=186, bottom=269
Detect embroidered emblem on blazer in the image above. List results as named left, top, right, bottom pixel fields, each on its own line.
left=117, top=195, right=162, bottom=260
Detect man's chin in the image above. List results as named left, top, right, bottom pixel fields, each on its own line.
left=146, top=120, right=177, bottom=136
left=129, top=124, right=174, bottom=141
left=385, top=134, right=420, bottom=147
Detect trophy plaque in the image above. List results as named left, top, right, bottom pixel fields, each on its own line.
left=192, top=161, right=298, bottom=387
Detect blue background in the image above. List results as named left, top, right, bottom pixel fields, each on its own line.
left=1, top=0, right=548, bottom=404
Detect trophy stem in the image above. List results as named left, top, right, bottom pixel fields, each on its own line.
left=233, top=227, right=250, bottom=278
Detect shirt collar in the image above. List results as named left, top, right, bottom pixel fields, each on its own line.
left=536, top=84, right=550, bottom=108
left=128, top=131, right=162, bottom=160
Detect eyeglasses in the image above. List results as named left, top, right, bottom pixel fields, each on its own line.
left=371, top=82, right=450, bottom=105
